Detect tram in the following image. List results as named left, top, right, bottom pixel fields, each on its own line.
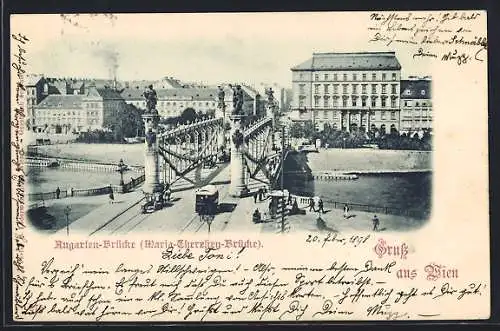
left=195, top=185, right=219, bottom=215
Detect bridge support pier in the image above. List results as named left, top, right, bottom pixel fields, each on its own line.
left=142, top=112, right=163, bottom=194
left=229, top=114, right=248, bottom=197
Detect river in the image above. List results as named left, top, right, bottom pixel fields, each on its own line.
left=283, top=151, right=432, bottom=219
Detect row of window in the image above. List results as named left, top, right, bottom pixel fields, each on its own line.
left=86, top=102, right=101, bottom=109
left=33, top=118, right=100, bottom=125
left=301, top=95, right=398, bottom=108
left=313, top=110, right=398, bottom=121
left=35, top=111, right=100, bottom=116
left=130, top=101, right=216, bottom=108
left=301, top=83, right=399, bottom=95
left=301, top=72, right=398, bottom=82
left=403, top=100, right=431, bottom=107
left=402, top=109, right=433, bottom=115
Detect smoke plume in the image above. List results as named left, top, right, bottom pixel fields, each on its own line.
left=91, top=42, right=119, bottom=81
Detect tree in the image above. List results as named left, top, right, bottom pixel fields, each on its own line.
left=302, top=121, right=316, bottom=140
left=288, top=122, right=304, bottom=139
left=103, top=103, right=143, bottom=142
left=179, top=108, right=197, bottom=124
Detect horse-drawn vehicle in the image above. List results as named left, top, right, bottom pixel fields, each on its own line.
left=140, top=185, right=172, bottom=214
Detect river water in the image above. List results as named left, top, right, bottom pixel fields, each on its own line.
left=283, top=153, right=432, bottom=219
left=26, top=167, right=131, bottom=194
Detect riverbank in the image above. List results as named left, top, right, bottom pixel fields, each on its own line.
left=306, top=148, right=432, bottom=172
left=34, top=144, right=432, bottom=171
left=33, top=143, right=145, bottom=166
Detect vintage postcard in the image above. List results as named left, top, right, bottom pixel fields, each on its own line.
left=10, top=11, right=489, bottom=322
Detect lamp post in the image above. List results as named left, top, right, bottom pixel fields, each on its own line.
left=64, top=206, right=71, bottom=236
left=118, top=158, right=126, bottom=186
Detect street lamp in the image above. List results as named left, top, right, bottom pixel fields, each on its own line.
left=64, top=206, right=71, bottom=236
left=118, top=158, right=126, bottom=186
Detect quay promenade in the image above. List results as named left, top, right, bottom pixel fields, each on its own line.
left=50, top=164, right=425, bottom=236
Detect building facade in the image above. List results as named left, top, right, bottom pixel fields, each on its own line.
left=290, top=52, right=402, bottom=133
left=121, top=87, right=219, bottom=119
left=400, top=78, right=432, bottom=134
left=26, top=75, right=49, bottom=130
left=33, top=84, right=126, bottom=133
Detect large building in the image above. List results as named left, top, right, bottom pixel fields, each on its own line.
left=290, top=52, right=402, bottom=133
left=32, top=84, right=125, bottom=134
left=121, top=87, right=219, bottom=119
left=121, top=83, right=258, bottom=121
left=400, top=77, right=432, bottom=133
left=26, top=75, right=49, bottom=130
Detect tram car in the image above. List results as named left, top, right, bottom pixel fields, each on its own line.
left=195, top=185, right=219, bottom=215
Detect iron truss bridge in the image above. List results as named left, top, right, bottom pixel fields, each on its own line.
left=157, top=115, right=286, bottom=188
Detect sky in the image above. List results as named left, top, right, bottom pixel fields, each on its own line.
left=12, top=13, right=445, bottom=88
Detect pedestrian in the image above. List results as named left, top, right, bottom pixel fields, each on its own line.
left=70, top=187, right=74, bottom=197
left=287, top=192, right=292, bottom=206
left=109, top=186, right=115, bottom=204
left=55, top=187, right=61, bottom=199
left=291, top=198, right=299, bottom=215
left=252, top=209, right=261, bottom=223
left=372, top=215, right=380, bottom=231
left=258, top=188, right=263, bottom=201
left=318, top=198, right=325, bottom=214
left=253, top=191, right=258, bottom=203
left=164, top=186, right=171, bottom=201
left=343, top=204, right=350, bottom=218
left=308, top=197, right=315, bottom=212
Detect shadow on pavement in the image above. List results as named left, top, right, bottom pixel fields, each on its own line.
left=317, top=217, right=337, bottom=232
left=218, top=203, right=237, bottom=213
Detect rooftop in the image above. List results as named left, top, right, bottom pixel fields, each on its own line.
left=26, top=74, right=45, bottom=86
left=121, top=87, right=219, bottom=101
left=291, top=52, right=401, bottom=71
left=400, top=79, right=432, bottom=99
left=36, top=95, right=84, bottom=109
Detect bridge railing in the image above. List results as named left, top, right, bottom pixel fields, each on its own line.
left=159, top=118, right=223, bottom=138
left=244, top=116, right=272, bottom=138
left=26, top=157, right=144, bottom=173
left=28, top=173, right=146, bottom=202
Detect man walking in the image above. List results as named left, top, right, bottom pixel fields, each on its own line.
left=308, top=197, right=316, bottom=212
left=372, top=215, right=380, bottom=231
left=318, top=198, right=325, bottom=214
left=343, top=204, right=350, bottom=218
left=109, top=186, right=115, bottom=204
left=56, top=187, right=61, bottom=199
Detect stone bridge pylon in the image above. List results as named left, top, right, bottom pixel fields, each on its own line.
left=141, top=85, right=162, bottom=194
